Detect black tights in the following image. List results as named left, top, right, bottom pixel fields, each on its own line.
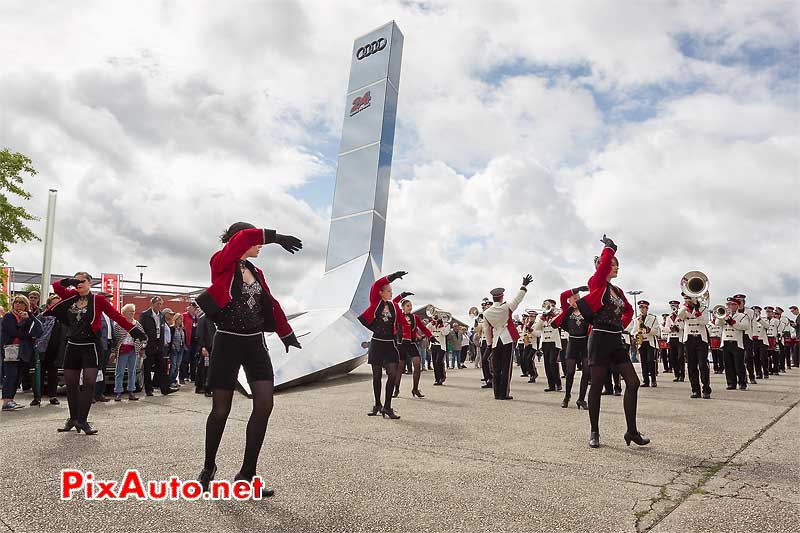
left=64, top=368, right=96, bottom=423
left=563, top=358, right=589, bottom=402
left=587, top=362, right=640, bottom=434
left=204, top=380, right=274, bottom=477
left=371, top=362, right=397, bottom=409
left=394, top=356, right=422, bottom=393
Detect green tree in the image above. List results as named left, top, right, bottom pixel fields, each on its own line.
left=1, top=148, right=40, bottom=308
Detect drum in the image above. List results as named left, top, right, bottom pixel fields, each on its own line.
left=768, top=337, right=777, bottom=350
left=709, top=337, right=721, bottom=349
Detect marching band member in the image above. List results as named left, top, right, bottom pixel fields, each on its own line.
left=526, top=311, right=540, bottom=383
left=629, top=301, right=661, bottom=387
left=359, top=270, right=410, bottom=420
left=714, top=297, right=750, bottom=390
left=775, top=307, right=792, bottom=371
left=764, top=306, right=780, bottom=375
left=428, top=315, right=451, bottom=386
left=552, top=286, right=590, bottom=409
left=519, top=313, right=532, bottom=378
left=677, top=294, right=711, bottom=399
left=575, top=235, right=646, bottom=449
left=483, top=275, right=532, bottom=400
left=478, top=299, right=493, bottom=388
left=790, top=306, right=800, bottom=368
left=659, top=314, right=671, bottom=373
left=707, top=316, right=723, bottom=374
left=750, top=306, right=769, bottom=380
left=393, top=294, right=433, bottom=398
left=733, top=294, right=758, bottom=384
left=534, top=300, right=563, bottom=393
left=665, top=301, right=685, bottom=382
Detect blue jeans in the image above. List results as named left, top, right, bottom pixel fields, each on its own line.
left=448, top=350, right=458, bottom=368
left=2, top=360, right=25, bottom=400
left=169, top=349, right=185, bottom=384
left=115, top=352, right=138, bottom=393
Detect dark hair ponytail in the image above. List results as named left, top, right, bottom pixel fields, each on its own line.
left=220, top=222, right=256, bottom=243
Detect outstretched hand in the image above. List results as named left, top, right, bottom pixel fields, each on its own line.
left=387, top=271, right=407, bottom=283
left=522, top=274, right=533, bottom=287
left=600, top=234, right=617, bottom=252
left=275, top=234, right=303, bottom=254
left=399, top=291, right=414, bottom=299
left=59, top=278, right=81, bottom=288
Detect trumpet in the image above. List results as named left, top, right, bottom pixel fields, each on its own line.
left=712, top=305, right=728, bottom=319
left=681, top=270, right=710, bottom=311
left=426, top=304, right=452, bottom=324
left=468, top=306, right=479, bottom=319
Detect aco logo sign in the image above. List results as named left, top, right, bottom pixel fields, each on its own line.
left=350, top=90, right=371, bottom=116
left=356, top=38, right=387, bottom=60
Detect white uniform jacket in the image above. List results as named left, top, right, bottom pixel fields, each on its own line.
left=677, top=307, right=709, bottom=343
left=714, top=312, right=749, bottom=349
left=664, top=313, right=683, bottom=340
left=484, top=288, right=527, bottom=347
left=628, top=313, right=661, bottom=346
left=533, top=315, right=561, bottom=344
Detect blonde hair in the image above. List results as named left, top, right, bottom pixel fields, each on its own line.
left=12, top=294, right=30, bottom=311
left=174, top=314, right=184, bottom=326
left=121, top=303, right=136, bottom=315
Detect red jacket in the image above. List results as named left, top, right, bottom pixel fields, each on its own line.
left=392, top=294, right=433, bottom=341
left=358, top=276, right=409, bottom=335
left=575, top=246, right=633, bottom=329
left=182, top=311, right=194, bottom=345
left=47, top=281, right=136, bottom=334
left=196, top=228, right=294, bottom=344
left=551, top=289, right=575, bottom=329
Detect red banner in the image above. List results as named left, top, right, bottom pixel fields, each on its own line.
left=1, top=267, right=12, bottom=301
left=101, top=273, right=122, bottom=311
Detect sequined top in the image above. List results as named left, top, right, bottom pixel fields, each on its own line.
left=593, top=284, right=626, bottom=332
left=67, top=299, right=95, bottom=342
left=372, top=300, right=395, bottom=340
left=566, top=308, right=589, bottom=337
left=215, top=268, right=265, bottom=334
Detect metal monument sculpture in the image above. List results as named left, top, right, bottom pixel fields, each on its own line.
left=238, top=21, right=404, bottom=393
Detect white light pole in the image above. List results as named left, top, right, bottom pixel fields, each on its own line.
left=40, top=189, right=58, bottom=295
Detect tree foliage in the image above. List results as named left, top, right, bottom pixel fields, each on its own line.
left=1, top=148, right=40, bottom=261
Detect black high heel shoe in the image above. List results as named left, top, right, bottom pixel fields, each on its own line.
left=57, top=419, right=76, bottom=432
left=198, top=464, right=217, bottom=492
left=392, top=388, right=399, bottom=398
left=75, top=421, right=98, bottom=435
left=367, top=403, right=382, bottom=416
left=561, top=397, right=569, bottom=408
left=589, top=431, right=600, bottom=448
left=576, top=399, right=588, bottom=410
left=411, top=389, right=425, bottom=398
left=624, top=431, right=650, bottom=446
left=381, top=407, right=400, bottom=420
left=234, top=472, right=275, bottom=498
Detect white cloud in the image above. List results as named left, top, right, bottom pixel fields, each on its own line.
left=1, top=0, right=798, bottom=319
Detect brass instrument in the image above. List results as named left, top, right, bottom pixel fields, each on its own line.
left=712, top=305, right=728, bottom=319
left=635, top=313, right=647, bottom=347
left=425, top=304, right=452, bottom=324
left=468, top=306, right=479, bottom=319
left=681, top=270, right=710, bottom=311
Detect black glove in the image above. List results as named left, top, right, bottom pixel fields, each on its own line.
left=59, top=278, right=80, bottom=288
left=522, top=274, right=533, bottom=287
left=572, top=285, right=589, bottom=294
left=399, top=291, right=414, bottom=299
left=282, top=333, right=302, bottom=353
left=600, top=234, right=617, bottom=252
left=275, top=233, right=303, bottom=254
left=387, top=271, right=407, bottom=283
left=129, top=326, right=148, bottom=343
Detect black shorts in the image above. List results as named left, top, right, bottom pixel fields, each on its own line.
left=63, top=341, right=101, bottom=370
left=398, top=340, right=420, bottom=360
left=367, top=338, right=400, bottom=366
left=588, top=331, right=631, bottom=367
left=566, top=337, right=588, bottom=361
left=208, top=331, right=274, bottom=390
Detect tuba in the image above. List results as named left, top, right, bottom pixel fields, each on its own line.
left=426, top=304, right=452, bottom=324
left=681, top=270, right=710, bottom=311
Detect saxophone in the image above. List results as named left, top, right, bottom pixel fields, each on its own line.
left=635, top=314, right=647, bottom=347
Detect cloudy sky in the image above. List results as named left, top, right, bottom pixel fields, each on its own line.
left=1, top=0, right=798, bottom=318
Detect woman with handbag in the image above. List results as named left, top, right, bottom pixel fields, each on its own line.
left=2, top=295, right=44, bottom=411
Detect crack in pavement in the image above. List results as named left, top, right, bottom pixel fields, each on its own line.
left=632, top=398, right=800, bottom=532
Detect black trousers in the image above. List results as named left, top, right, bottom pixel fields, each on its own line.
left=711, top=348, right=724, bottom=372
left=480, top=341, right=492, bottom=383
left=744, top=336, right=756, bottom=381
left=432, top=345, right=446, bottom=384
left=660, top=348, right=671, bottom=371
left=768, top=346, right=780, bottom=374
left=492, top=340, right=513, bottom=399
left=793, top=343, right=800, bottom=368
left=36, top=352, right=59, bottom=398
left=143, top=352, right=170, bottom=394
left=723, top=341, right=746, bottom=388
left=669, top=338, right=684, bottom=379
left=460, top=346, right=468, bottom=366
left=639, top=343, right=657, bottom=385
left=604, top=366, right=621, bottom=393
left=520, top=344, right=531, bottom=376
left=685, top=335, right=711, bottom=395
left=780, top=343, right=790, bottom=369
left=542, top=342, right=561, bottom=390
left=753, top=340, right=769, bottom=378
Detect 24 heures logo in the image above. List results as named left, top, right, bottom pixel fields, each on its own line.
left=356, top=38, right=386, bottom=60
left=350, top=90, right=371, bottom=117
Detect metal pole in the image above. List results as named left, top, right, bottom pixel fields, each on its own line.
left=40, top=189, right=58, bottom=295
left=139, top=272, right=143, bottom=294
